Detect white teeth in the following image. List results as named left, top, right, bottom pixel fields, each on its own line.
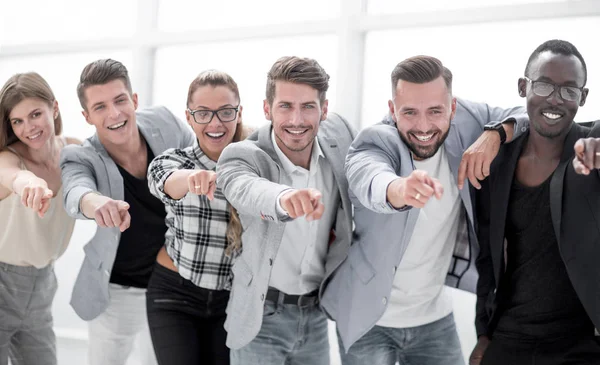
left=27, top=131, right=42, bottom=140
left=286, top=129, right=306, bottom=135
left=108, top=121, right=126, bottom=130
left=415, top=134, right=433, bottom=142
left=543, top=112, right=562, bottom=120
left=207, top=132, right=225, bottom=138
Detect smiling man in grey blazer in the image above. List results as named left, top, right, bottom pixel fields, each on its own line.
left=217, top=56, right=355, bottom=365
left=321, top=55, right=528, bottom=365
left=60, top=59, right=194, bottom=365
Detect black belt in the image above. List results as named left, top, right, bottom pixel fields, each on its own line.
left=265, top=287, right=318, bottom=306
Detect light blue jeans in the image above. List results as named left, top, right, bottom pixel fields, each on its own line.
left=340, top=313, right=465, bottom=365
left=231, top=299, right=329, bottom=365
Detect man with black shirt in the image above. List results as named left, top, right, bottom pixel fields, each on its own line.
left=60, top=59, right=194, bottom=365
left=471, top=40, right=600, bottom=365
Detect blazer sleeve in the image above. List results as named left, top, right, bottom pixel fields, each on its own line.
left=60, top=145, right=99, bottom=220
left=475, top=176, right=495, bottom=337
left=216, top=142, right=293, bottom=222
left=345, top=126, right=409, bottom=214
left=147, top=148, right=189, bottom=206
left=457, top=99, right=529, bottom=141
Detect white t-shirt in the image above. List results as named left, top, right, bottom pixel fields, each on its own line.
left=377, top=146, right=462, bottom=328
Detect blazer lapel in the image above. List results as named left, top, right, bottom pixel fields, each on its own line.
left=89, top=134, right=125, bottom=201
left=549, top=123, right=584, bottom=246
left=139, top=123, right=167, bottom=157
left=489, top=133, right=527, bottom=286
left=319, top=135, right=352, bottom=225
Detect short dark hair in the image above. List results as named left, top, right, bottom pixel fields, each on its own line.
left=525, top=39, right=587, bottom=86
left=266, top=56, right=330, bottom=105
left=77, top=59, right=133, bottom=110
left=391, top=55, right=453, bottom=95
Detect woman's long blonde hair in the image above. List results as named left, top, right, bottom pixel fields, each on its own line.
left=187, top=70, right=247, bottom=256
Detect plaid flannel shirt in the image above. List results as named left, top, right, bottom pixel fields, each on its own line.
left=148, top=142, right=233, bottom=290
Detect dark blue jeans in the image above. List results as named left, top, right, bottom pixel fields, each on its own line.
left=340, top=313, right=464, bottom=365
left=146, top=263, right=230, bottom=365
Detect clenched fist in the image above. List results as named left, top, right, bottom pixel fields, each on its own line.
left=279, top=188, right=325, bottom=221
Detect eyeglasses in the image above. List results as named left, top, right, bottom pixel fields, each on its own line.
left=187, top=106, right=239, bottom=124
left=523, top=77, right=584, bottom=102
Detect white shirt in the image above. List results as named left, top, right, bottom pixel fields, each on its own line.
left=377, top=146, right=462, bottom=328
left=270, top=131, right=339, bottom=295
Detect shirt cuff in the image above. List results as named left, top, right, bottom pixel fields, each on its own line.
left=275, top=188, right=295, bottom=217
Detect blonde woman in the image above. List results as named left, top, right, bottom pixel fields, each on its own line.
left=147, top=70, right=246, bottom=365
left=0, top=73, right=79, bottom=365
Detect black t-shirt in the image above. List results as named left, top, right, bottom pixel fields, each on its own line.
left=494, top=175, right=593, bottom=340
left=110, top=142, right=167, bottom=288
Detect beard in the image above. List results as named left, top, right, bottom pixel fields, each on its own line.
left=399, top=125, right=451, bottom=160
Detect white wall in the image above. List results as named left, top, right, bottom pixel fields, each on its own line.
left=1, top=0, right=600, bottom=363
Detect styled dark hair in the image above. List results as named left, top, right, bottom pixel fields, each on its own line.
left=77, top=59, right=133, bottom=109
left=525, top=39, right=587, bottom=86
left=391, top=55, right=453, bottom=95
left=266, top=56, right=330, bottom=105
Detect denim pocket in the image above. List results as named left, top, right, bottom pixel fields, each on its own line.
left=263, top=300, right=280, bottom=319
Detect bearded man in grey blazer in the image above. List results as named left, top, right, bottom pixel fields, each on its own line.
left=60, top=59, right=194, bottom=365
left=321, top=55, right=528, bottom=365
left=216, top=56, right=356, bottom=365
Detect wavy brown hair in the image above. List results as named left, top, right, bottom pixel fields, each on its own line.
left=187, top=70, right=247, bottom=256
left=0, top=72, right=62, bottom=149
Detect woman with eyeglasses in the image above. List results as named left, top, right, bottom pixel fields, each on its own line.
left=146, top=70, right=247, bottom=365
left=0, top=72, right=79, bottom=365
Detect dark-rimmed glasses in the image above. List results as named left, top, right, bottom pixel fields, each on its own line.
left=187, top=106, right=239, bottom=124
left=523, top=77, right=584, bottom=102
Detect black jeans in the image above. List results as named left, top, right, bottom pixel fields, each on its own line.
left=146, top=263, right=230, bottom=365
left=482, top=334, right=600, bottom=365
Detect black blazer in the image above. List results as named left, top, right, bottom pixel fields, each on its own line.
left=475, top=121, right=600, bottom=337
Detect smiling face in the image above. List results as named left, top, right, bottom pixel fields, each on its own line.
left=9, top=97, right=58, bottom=149
left=519, top=51, right=588, bottom=139
left=82, top=79, right=138, bottom=146
left=264, top=81, right=328, bottom=163
left=185, top=85, right=241, bottom=161
left=389, top=76, right=456, bottom=160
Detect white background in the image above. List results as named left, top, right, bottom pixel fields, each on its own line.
left=1, top=0, right=599, bottom=363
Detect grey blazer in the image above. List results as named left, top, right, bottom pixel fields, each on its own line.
left=216, top=113, right=356, bottom=349
left=60, top=106, right=195, bottom=321
left=321, top=99, right=527, bottom=352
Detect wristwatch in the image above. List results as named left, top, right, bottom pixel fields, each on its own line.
left=484, top=121, right=507, bottom=144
